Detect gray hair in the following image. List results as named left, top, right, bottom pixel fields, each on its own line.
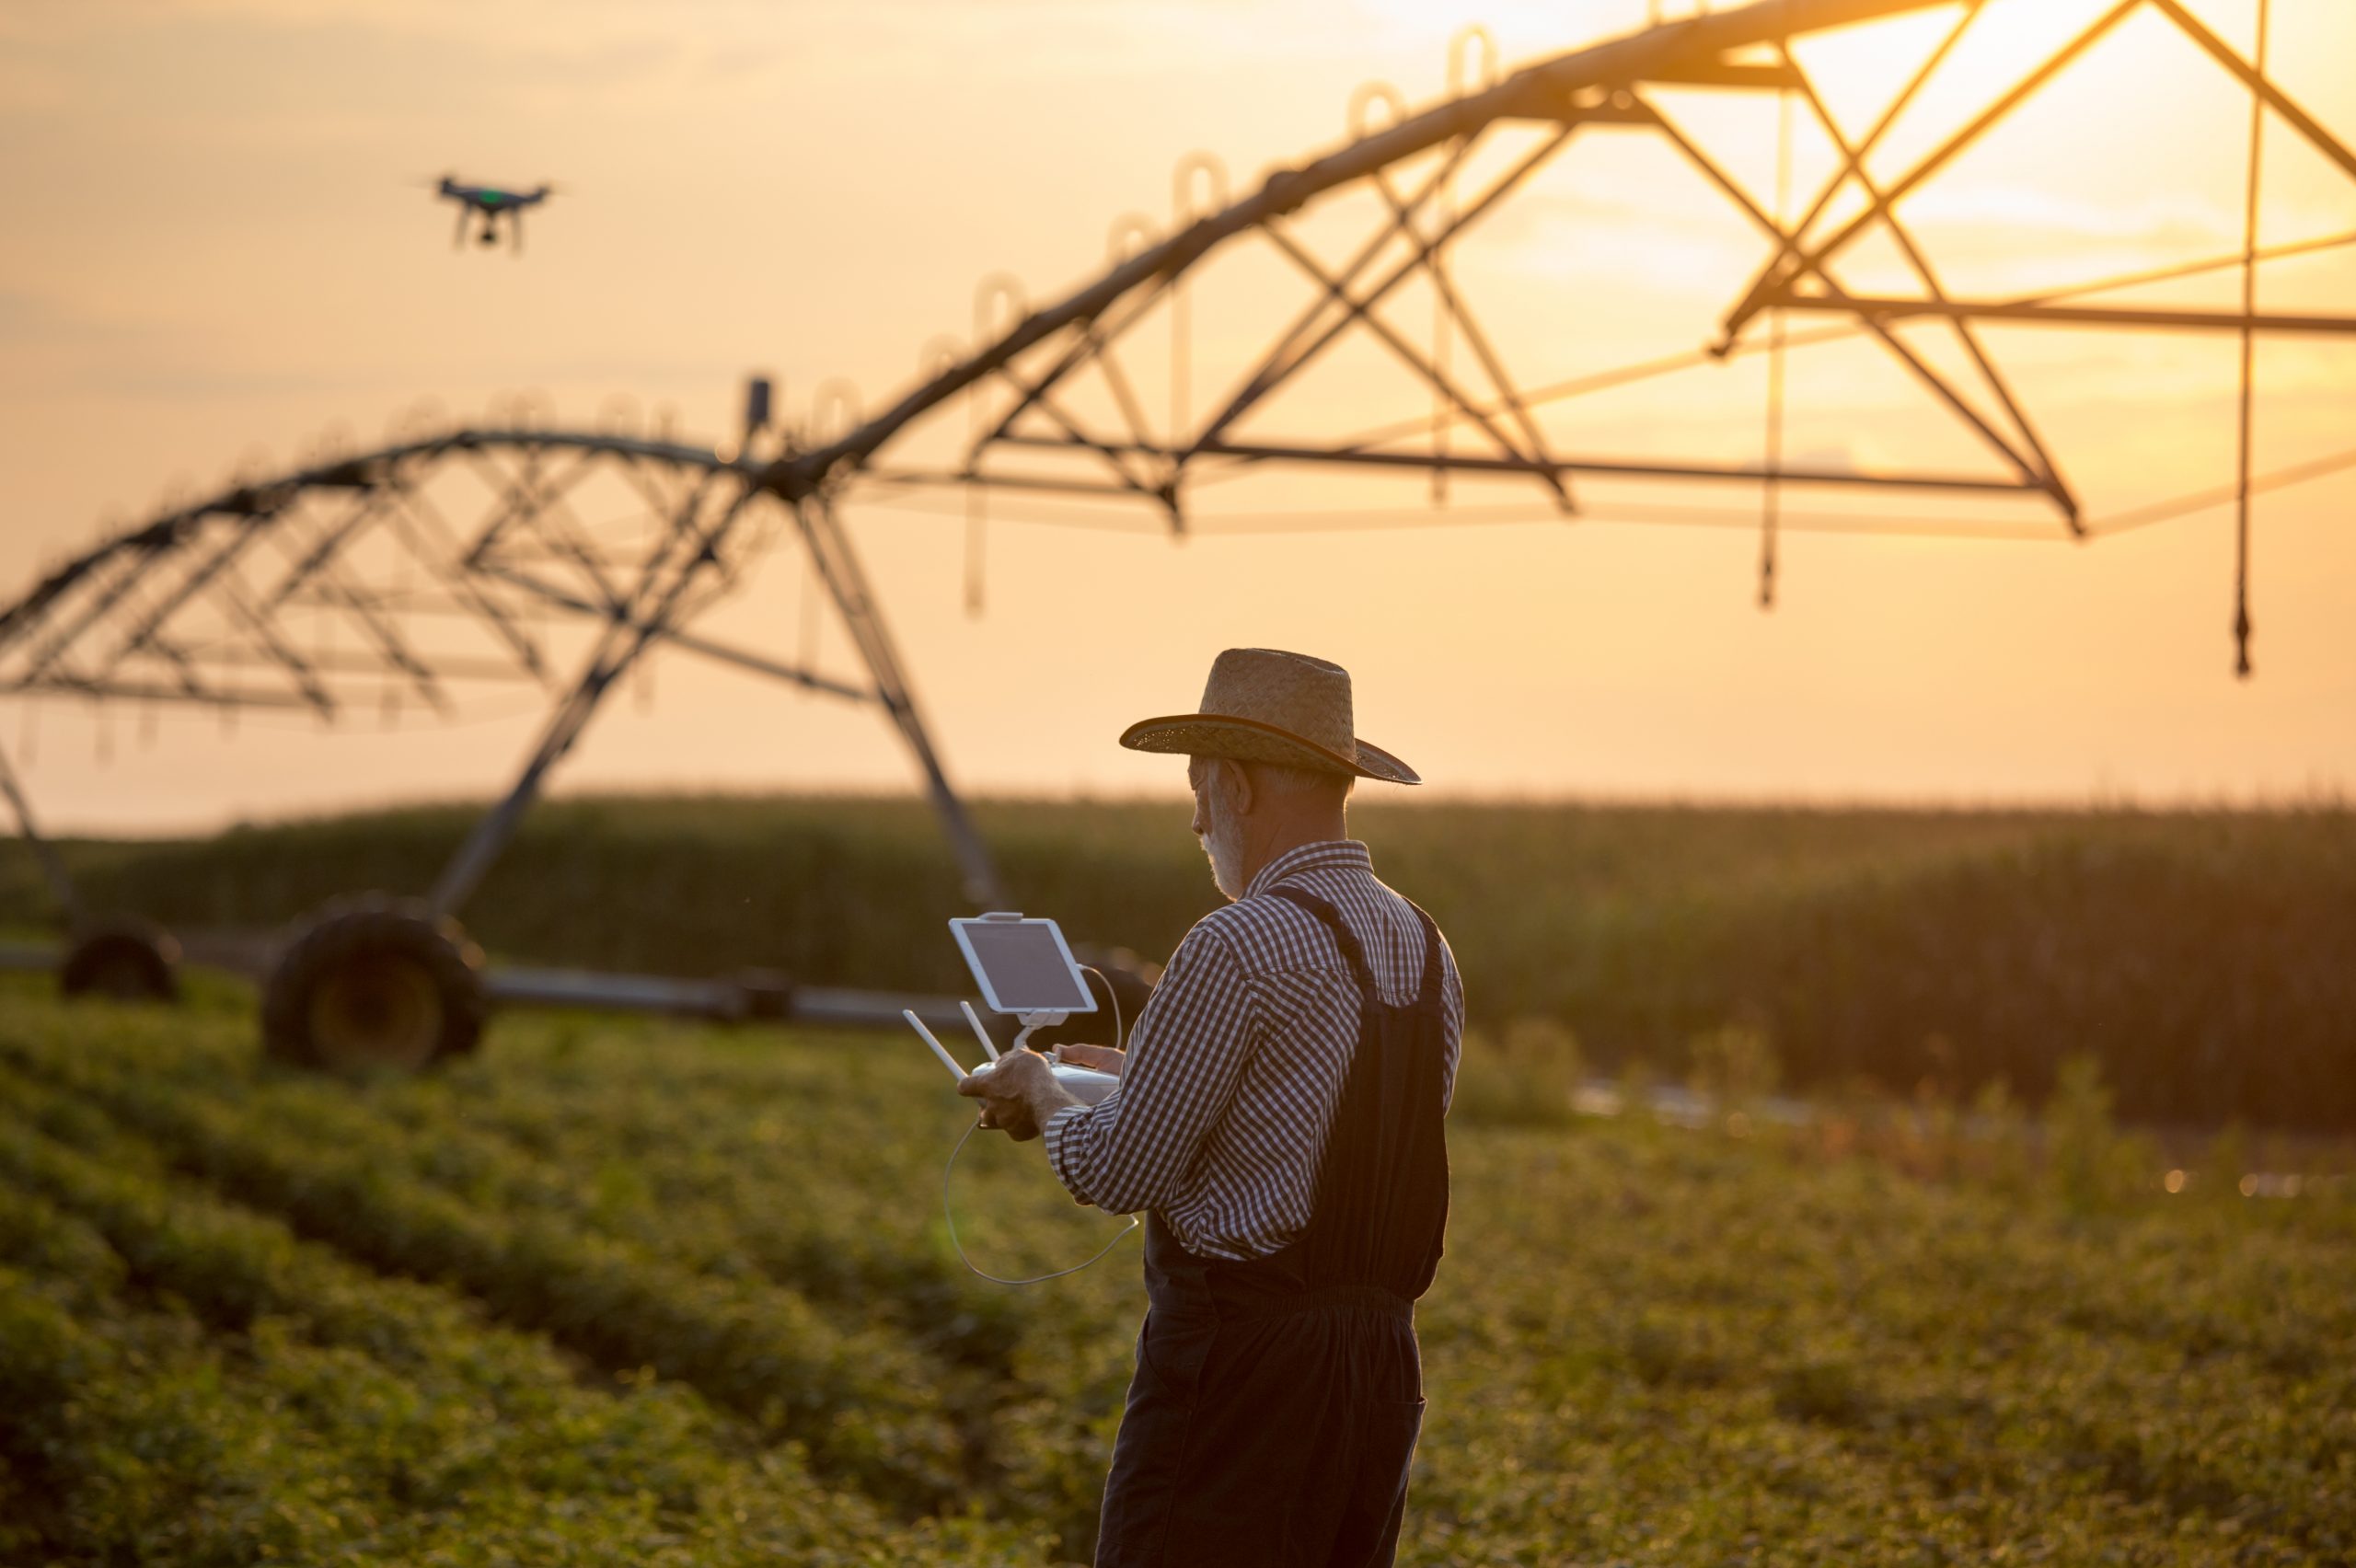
left=1212, top=756, right=1354, bottom=804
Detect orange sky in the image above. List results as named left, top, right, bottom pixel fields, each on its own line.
left=3, top=0, right=2353, bottom=834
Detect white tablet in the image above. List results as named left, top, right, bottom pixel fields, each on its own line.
left=950, top=915, right=1097, bottom=1016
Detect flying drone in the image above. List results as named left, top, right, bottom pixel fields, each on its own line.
left=430, top=175, right=556, bottom=252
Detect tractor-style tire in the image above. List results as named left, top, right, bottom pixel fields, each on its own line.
left=262, top=896, right=487, bottom=1072
left=59, top=917, right=181, bottom=1003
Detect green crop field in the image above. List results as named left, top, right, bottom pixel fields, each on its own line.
left=10, top=795, right=2356, bottom=1132
left=2, top=974, right=2350, bottom=1565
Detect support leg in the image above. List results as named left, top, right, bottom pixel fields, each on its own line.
left=428, top=474, right=754, bottom=918
left=0, top=724, right=80, bottom=926
left=796, top=494, right=1007, bottom=908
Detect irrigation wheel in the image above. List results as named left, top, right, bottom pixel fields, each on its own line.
left=263, top=895, right=487, bottom=1071
left=59, top=916, right=181, bottom=1003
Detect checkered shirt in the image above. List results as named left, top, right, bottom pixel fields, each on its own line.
left=1043, top=838, right=1464, bottom=1262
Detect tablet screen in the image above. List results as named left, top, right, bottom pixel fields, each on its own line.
left=953, top=918, right=1095, bottom=1013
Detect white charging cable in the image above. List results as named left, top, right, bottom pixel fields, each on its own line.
left=941, top=963, right=1138, bottom=1286
left=1081, top=963, right=1126, bottom=1060
left=943, top=1124, right=1138, bottom=1285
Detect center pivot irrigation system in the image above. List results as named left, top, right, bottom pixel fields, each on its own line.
left=5, top=0, right=2352, bottom=1066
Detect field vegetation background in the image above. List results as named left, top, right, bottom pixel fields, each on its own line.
left=1, top=974, right=2351, bottom=1564
left=2, top=798, right=2352, bottom=1561
left=8, top=794, right=2353, bottom=1132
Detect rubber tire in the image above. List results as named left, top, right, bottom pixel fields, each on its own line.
left=262, top=896, right=487, bottom=1072
left=59, top=917, right=181, bottom=1003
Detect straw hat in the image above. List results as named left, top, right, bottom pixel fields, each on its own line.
left=1118, top=648, right=1421, bottom=785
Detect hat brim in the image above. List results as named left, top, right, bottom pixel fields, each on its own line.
left=1119, top=712, right=1420, bottom=785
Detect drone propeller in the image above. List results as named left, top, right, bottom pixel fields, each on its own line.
left=406, top=173, right=561, bottom=250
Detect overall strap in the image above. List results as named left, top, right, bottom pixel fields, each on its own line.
left=1265, top=885, right=1380, bottom=1003
left=1265, top=883, right=1452, bottom=1303
left=1268, top=884, right=1441, bottom=1009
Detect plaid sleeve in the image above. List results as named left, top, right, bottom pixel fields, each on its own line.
left=1440, top=933, right=1465, bottom=1114
left=1045, top=920, right=1255, bottom=1216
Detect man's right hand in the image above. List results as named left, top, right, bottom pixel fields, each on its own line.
left=1056, top=1043, right=1126, bottom=1076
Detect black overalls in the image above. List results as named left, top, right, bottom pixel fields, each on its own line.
left=1095, top=885, right=1452, bottom=1568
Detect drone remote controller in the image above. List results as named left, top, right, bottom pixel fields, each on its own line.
left=910, top=912, right=1144, bottom=1287
left=901, top=1009, right=1120, bottom=1104
left=1044, top=1056, right=1122, bottom=1104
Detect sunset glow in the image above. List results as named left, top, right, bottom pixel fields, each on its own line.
left=3, top=0, right=2351, bottom=826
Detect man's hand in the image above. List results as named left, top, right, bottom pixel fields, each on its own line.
left=1057, top=1043, right=1125, bottom=1075
left=957, top=1049, right=1084, bottom=1142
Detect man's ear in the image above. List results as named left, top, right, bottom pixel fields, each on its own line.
left=1223, top=758, right=1259, bottom=818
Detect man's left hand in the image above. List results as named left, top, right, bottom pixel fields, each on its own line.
left=957, top=1049, right=1082, bottom=1142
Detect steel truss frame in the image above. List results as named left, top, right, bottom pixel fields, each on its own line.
left=4, top=0, right=2352, bottom=926
left=0, top=426, right=1001, bottom=919
left=803, top=0, right=2354, bottom=645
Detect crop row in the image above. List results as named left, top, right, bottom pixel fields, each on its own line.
left=303, top=1032, right=1030, bottom=1359
left=0, top=1025, right=974, bottom=1511
left=10, top=980, right=2350, bottom=1564
left=0, top=1004, right=1076, bottom=1432
left=375, top=1037, right=1085, bottom=1331
left=0, top=1087, right=1036, bottom=1564
left=47, top=997, right=2356, bottom=1561
left=0, top=996, right=1138, bottom=1551
left=370, top=1020, right=1146, bottom=1539
left=1403, top=1124, right=2355, bottom=1564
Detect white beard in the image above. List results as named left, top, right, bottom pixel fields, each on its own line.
left=1200, top=792, right=1248, bottom=901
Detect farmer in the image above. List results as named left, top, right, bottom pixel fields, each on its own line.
left=960, top=647, right=1464, bottom=1568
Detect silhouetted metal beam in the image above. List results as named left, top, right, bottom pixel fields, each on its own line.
left=2, top=678, right=318, bottom=709
left=429, top=471, right=752, bottom=920
left=130, top=645, right=525, bottom=682
left=481, top=566, right=875, bottom=703
left=1772, top=47, right=2082, bottom=529
left=2153, top=0, right=2356, bottom=184
left=1638, top=59, right=1806, bottom=89
left=793, top=494, right=1006, bottom=908
left=778, top=0, right=1957, bottom=491
left=0, top=737, right=76, bottom=923
left=1767, top=292, right=2356, bottom=335
left=997, top=434, right=2035, bottom=493
left=1718, top=0, right=2139, bottom=344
